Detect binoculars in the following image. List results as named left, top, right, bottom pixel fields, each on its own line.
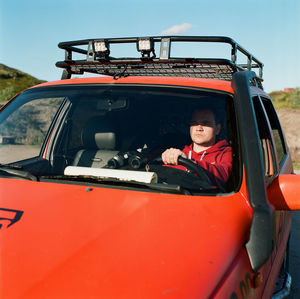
left=107, top=150, right=149, bottom=170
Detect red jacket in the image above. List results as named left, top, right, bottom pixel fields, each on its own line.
left=174, top=140, right=232, bottom=186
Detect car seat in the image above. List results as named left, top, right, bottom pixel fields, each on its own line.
left=72, top=116, right=119, bottom=168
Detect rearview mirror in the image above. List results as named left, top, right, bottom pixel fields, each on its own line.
left=96, top=97, right=128, bottom=111
left=267, top=174, right=300, bottom=210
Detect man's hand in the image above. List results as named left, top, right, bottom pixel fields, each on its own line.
left=161, top=148, right=188, bottom=165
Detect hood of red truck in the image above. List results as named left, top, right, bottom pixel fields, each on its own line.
left=0, top=178, right=251, bottom=298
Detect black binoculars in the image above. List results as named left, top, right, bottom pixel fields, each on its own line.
left=107, top=150, right=149, bottom=170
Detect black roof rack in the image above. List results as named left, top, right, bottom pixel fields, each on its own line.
left=56, top=36, right=263, bottom=86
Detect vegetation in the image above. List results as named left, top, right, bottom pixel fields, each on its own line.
left=0, top=64, right=46, bottom=105
left=269, top=88, right=300, bottom=110
left=294, top=163, right=300, bottom=171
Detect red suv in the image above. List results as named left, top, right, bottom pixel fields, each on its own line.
left=0, top=36, right=299, bottom=298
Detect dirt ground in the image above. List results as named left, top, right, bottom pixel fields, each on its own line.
left=277, top=109, right=300, bottom=163
left=0, top=144, right=40, bottom=164
left=289, top=211, right=300, bottom=298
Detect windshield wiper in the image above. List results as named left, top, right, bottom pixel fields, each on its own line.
left=0, top=163, right=24, bottom=170
left=40, top=174, right=187, bottom=194
left=0, top=164, right=38, bottom=181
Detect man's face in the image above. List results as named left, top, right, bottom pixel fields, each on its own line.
left=189, top=109, right=221, bottom=149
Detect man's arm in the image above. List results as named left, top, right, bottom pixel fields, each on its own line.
left=161, top=148, right=187, bottom=165
left=162, top=146, right=232, bottom=186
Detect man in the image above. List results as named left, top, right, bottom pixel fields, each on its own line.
left=161, top=108, right=232, bottom=186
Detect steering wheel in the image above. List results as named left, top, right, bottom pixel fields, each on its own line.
left=149, top=156, right=212, bottom=186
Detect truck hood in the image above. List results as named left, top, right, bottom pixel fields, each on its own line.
left=0, top=178, right=252, bottom=298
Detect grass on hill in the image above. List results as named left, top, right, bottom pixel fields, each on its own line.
left=269, top=88, right=300, bottom=110
left=0, top=64, right=46, bottom=105
left=294, top=163, right=300, bottom=171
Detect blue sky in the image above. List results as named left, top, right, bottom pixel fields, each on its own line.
left=1, top=0, right=299, bottom=92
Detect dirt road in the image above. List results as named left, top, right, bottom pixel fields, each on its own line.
left=0, top=144, right=40, bottom=164
left=289, top=211, right=300, bottom=298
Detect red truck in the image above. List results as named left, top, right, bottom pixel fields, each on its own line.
left=0, top=36, right=299, bottom=298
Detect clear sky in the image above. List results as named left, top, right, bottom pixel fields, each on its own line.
left=1, top=0, right=299, bottom=92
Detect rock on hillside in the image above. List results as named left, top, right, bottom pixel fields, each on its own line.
left=277, top=109, right=300, bottom=163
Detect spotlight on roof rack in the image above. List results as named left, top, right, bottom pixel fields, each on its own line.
left=136, top=38, right=155, bottom=58
left=93, top=40, right=110, bottom=58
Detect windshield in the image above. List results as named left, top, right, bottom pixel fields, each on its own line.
left=0, top=84, right=238, bottom=194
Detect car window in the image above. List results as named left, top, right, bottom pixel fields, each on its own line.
left=0, top=96, right=64, bottom=164
left=252, top=96, right=278, bottom=184
left=259, top=97, right=287, bottom=167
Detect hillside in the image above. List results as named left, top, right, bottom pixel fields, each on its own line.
left=269, top=88, right=300, bottom=110
left=268, top=88, right=300, bottom=165
left=276, top=109, right=300, bottom=164
left=0, top=64, right=46, bottom=105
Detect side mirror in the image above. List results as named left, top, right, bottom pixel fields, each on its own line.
left=267, top=174, right=300, bottom=210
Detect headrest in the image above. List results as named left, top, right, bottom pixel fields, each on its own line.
left=81, top=116, right=117, bottom=150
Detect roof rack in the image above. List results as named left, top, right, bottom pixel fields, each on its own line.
left=56, top=36, right=263, bottom=86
